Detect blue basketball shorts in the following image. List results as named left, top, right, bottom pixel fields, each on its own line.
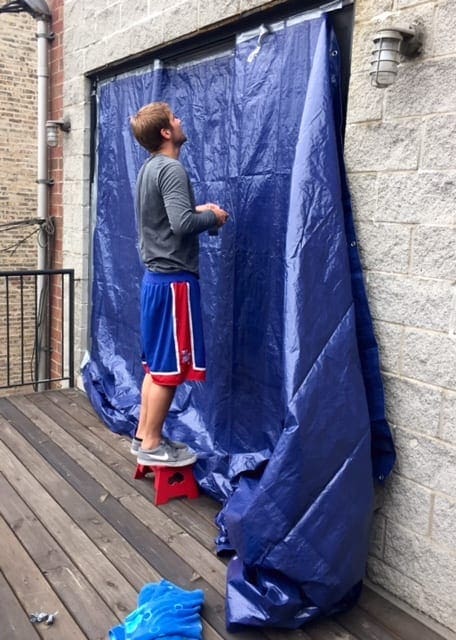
left=140, top=270, right=206, bottom=386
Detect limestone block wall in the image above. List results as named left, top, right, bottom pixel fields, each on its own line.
left=345, top=0, right=456, bottom=631
left=63, top=0, right=455, bottom=631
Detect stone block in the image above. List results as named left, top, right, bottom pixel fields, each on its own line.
left=63, top=22, right=97, bottom=52
left=345, top=121, right=420, bottom=172
left=63, top=127, right=90, bottom=158
left=356, top=222, right=410, bottom=273
left=377, top=172, right=456, bottom=226
left=402, top=329, right=456, bottom=389
left=411, top=227, right=456, bottom=280
left=65, top=0, right=85, bottom=27
left=365, top=273, right=454, bottom=333
left=94, top=4, right=121, bottom=37
left=354, top=0, right=394, bottom=23
left=64, top=103, right=90, bottom=133
left=384, top=521, right=456, bottom=626
left=63, top=181, right=90, bottom=208
left=64, top=153, right=91, bottom=183
left=347, top=173, right=378, bottom=222
left=350, top=21, right=376, bottom=74
left=81, top=0, right=111, bottom=21
left=420, top=590, right=456, bottom=634
left=240, top=0, right=278, bottom=10
left=369, top=512, right=386, bottom=559
left=383, top=374, right=441, bottom=437
left=433, top=0, right=456, bottom=56
left=422, top=115, right=456, bottom=170
left=373, top=319, right=403, bottom=374
left=394, top=426, right=456, bottom=495
left=83, top=41, right=105, bottom=73
left=346, top=71, right=384, bottom=124
left=122, top=15, right=163, bottom=53
left=385, top=58, right=456, bottom=119
left=440, top=391, right=456, bottom=445
left=163, top=0, right=198, bottom=43
left=119, top=0, right=150, bottom=29
left=382, top=472, right=433, bottom=533
left=367, top=555, right=424, bottom=611
left=396, top=0, right=431, bottom=7
left=147, top=0, right=174, bottom=12
left=64, top=49, right=86, bottom=79
left=432, top=494, right=456, bottom=550
left=64, top=76, right=90, bottom=108
left=198, top=0, right=240, bottom=29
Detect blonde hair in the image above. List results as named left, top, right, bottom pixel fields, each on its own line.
left=130, top=102, right=173, bottom=153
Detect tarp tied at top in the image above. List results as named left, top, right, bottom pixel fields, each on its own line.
left=83, top=10, right=395, bottom=630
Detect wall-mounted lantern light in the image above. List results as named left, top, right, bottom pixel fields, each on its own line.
left=45, top=118, right=71, bottom=147
left=370, top=26, right=422, bottom=88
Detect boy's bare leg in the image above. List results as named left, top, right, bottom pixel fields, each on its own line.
left=136, top=374, right=176, bottom=450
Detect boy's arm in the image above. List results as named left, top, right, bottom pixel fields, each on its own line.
left=158, top=163, right=217, bottom=235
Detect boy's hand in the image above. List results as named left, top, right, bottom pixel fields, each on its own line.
left=196, top=202, right=229, bottom=227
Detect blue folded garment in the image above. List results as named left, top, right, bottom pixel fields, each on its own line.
left=109, top=580, right=205, bottom=640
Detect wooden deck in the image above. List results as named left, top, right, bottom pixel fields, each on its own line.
left=0, top=389, right=449, bottom=640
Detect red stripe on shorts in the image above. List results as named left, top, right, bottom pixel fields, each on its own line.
left=148, top=282, right=206, bottom=386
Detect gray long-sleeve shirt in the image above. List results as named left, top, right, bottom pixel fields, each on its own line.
left=135, top=154, right=217, bottom=275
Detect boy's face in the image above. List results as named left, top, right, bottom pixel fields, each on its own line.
left=168, top=111, right=187, bottom=146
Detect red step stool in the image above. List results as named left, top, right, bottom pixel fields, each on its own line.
left=134, top=463, right=199, bottom=506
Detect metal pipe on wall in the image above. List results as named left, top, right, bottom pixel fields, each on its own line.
left=36, top=16, right=49, bottom=267
left=35, top=11, right=51, bottom=388
left=35, top=8, right=50, bottom=391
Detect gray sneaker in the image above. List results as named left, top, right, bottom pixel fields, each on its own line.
left=137, top=440, right=197, bottom=467
left=130, top=436, right=188, bottom=455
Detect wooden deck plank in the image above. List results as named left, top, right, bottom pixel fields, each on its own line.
left=0, top=570, right=41, bottom=640
left=0, top=418, right=225, bottom=640
left=304, top=619, right=359, bottom=639
left=42, top=389, right=222, bottom=535
left=0, top=468, right=124, bottom=639
left=0, top=438, right=137, bottom=622
left=0, top=514, right=86, bottom=640
left=335, top=607, right=401, bottom=640
left=358, top=587, right=449, bottom=640
left=0, top=397, right=270, bottom=640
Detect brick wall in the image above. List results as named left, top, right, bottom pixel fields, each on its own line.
left=62, top=0, right=456, bottom=631
left=345, top=0, right=456, bottom=631
left=0, top=12, right=38, bottom=391
left=48, top=0, right=65, bottom=384
left=0, top=12, right=37, bottom=268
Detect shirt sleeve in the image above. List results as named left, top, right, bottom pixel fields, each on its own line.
left=158, top=161, right=217, bottom=236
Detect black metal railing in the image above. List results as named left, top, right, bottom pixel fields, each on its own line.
left=0, top=269, right=74, bottom=390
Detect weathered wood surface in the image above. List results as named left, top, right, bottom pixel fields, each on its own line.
left=0, top=389, right=449, bottom=640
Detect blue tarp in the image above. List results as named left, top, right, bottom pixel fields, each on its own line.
left=83, top=11, right=395, bottom=630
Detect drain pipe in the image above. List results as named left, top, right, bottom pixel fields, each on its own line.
left=37, top=14, right=51, bottom=271
left=36, top=10, right=52, bottom=388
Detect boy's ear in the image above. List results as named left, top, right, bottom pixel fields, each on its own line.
left=160, top=127, right=171, bottom=140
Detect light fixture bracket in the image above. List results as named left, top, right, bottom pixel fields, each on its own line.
left=46, top=118, right=71, bottom=133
